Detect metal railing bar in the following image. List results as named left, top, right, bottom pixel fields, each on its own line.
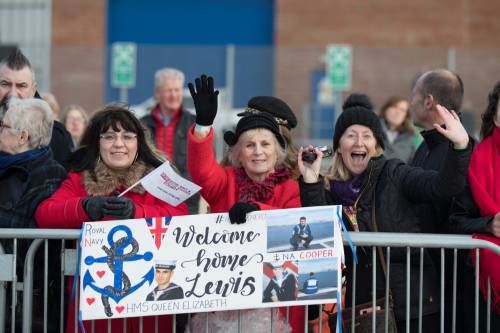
left=487, top=277, right=491, bottom=333
left=474, top=248, right=479, bottom=333
left=343, top=233, right=500, bottom=254
left=418, top=248, right=423, bottom=333
left=318, top=304, right=323, bottom=333
left=11, top=238, right=17, bottom=333
left=0, top=231, right=498, bottom=254
left=60, top=240, right=65, bottom=333
left=270, top=308, right=274, bottom=333
left=23, top=239, right=42, bottom=333
left=304, top=305, right=309, bottom=333
left=452, top=248, right=457, bottom=333
left=238, top=310, right=242, bottom=333
left=43, top=239, right=48, bottom=333
left=440, top=248, right=445, bottom=333
left=372, top=246, right=376, bottom=333
left=351, top=254, right=356, bottom=332
left=406, top=246, right=410, bottom=333
left=385, top=247, right=390, bottom=333
left=0, top=242, right=7, bottom=332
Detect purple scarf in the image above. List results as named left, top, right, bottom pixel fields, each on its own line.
left=330, top=173, right=367, bottom=206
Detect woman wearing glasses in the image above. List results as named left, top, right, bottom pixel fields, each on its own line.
left=35, top=104, right=188, bottom=333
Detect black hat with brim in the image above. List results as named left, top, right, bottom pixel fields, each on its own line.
left=224, top=112, right=286, bottom=148
left=237, top=96, right=297, bottom=129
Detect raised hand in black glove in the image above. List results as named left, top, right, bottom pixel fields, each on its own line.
left=188, top=74, right=219, bottom=126
left=82, top=196, right=136, bottom=220
left=228, top=202, right=260, bottom=224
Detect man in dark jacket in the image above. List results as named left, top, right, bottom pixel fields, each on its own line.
left=141, top=67, right=198, bottom=213
left=409, top=69, right=473, bottom=332
left=0, top=48, right=73, bottom=166
left=410, top=69, right=466, bottom=233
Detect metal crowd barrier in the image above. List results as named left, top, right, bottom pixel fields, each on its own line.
left=0, top=229, right=498, bottom=333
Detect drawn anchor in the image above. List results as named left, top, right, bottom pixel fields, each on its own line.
left=83, top=225, right=154, bottom=317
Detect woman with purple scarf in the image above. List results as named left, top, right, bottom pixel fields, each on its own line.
left=298, top=93, right=472, bottom=332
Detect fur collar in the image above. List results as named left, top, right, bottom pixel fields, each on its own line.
left=83, top=160, right=152, bottom=196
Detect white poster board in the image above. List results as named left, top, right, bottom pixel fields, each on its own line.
left=79, top=206, right=343, bottom=320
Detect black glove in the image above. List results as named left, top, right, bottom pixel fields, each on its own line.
left=82, top=196, right=136, bottom=220
left=228, top=202, right=260, bottom=224
left=188, top=74, right=219, bottom=126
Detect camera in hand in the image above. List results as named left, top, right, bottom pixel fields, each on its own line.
left=301, top=146, right=333, bottom=163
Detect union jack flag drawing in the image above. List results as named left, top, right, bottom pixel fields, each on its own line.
left=144, top=217, right=172, bottom=249
left=263, top=260, right=299, bottom=299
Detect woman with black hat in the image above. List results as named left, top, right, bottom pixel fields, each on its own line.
left=298, top=93, right=472, bottom=332
left=186, top=75, right=304, bottom=332
left=237, top=95, right=300, bottom=178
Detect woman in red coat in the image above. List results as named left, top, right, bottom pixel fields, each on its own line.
left=186, top=75, right=304, bottom=332
left=35, top=104, right=188, bottom=333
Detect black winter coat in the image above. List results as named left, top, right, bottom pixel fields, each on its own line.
left=449, top=185, right=491, bottom=234
left=0, top=149, right=67, bottom=230
left=299, top=143, right=472, bottom=321
left=50, top=121, right=74, bottom=166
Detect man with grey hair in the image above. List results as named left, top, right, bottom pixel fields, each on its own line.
left=141, top=67, right=199, bottom=213
left=0, top=48, right=73, bottom=165
left=0, top=97, right=67, bottom=331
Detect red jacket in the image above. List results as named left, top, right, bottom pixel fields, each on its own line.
left=187, top=126, right=301, bottom=213
left=35, top=172, right=187, bottom=228
left=187, top=126, right=305, bottom=332
left=35, top=171, right=188, bottom=333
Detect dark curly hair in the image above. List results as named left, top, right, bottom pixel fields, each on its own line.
left=67, top=103, right=163, bottom=172
left=480, top=81, right=500, bottom=139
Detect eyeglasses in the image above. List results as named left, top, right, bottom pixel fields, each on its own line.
left=0, top=120, right=13, bottom=133
left=99, top=132, right=137, bottom=144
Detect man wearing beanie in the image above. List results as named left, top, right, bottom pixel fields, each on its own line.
left=299, top=92, right=472, bottom=332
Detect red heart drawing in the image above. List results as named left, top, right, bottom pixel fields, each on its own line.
left=86, top=298, right=95, bottom=305
left=96, top=271, right=105, bottom=278
left=116, top=306, right=125, bottom=314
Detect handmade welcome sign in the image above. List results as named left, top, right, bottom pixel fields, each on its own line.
left=79, top=206, right=343, bottom=320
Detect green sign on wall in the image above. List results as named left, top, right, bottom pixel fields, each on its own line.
left=326, top=44, right=352, bottom=91
left=111, top=42, right=137, bottom=88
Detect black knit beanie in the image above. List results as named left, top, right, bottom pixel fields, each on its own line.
left=224, top=112, right=286, bottom=148
left=332, top=93, right=385, bottom=150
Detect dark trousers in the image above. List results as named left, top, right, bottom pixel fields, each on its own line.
left=396, top=312, right=440, bottom=333
left=290, top=234, right=313, bottom=250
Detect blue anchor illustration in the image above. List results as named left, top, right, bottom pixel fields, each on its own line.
left=83, top=225, right=154, bottom=317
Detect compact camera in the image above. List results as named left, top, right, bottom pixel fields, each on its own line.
left=301, top=145, right=333, bottom=163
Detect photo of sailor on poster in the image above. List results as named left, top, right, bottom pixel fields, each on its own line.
left=79, top=205, right=343, bottom=321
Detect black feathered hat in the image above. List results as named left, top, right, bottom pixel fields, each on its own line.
left=224, top=112, right=286, bottom=148
left=237, top=96, right=297, bottom=129
left=332, top=93, right=385, bottom=150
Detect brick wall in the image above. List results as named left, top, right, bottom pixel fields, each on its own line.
left=276, top=0, right=500, bottom=137
left=51, top=0, right=105, bottom=114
